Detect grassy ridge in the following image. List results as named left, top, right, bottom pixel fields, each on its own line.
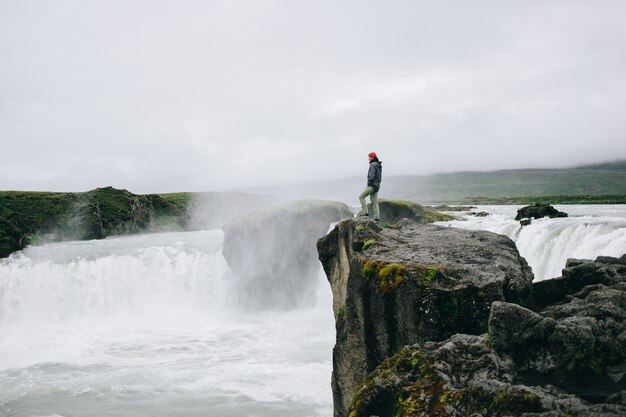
left=0, top=188, right=189, bottom=257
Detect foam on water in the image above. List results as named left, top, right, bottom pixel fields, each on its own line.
left=0, top=230, right=334, bottom=417
left=2, top=206, right=624, bottom=416
left=439, top=205, right=626, bottom=280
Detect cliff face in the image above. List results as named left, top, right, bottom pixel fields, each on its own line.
left=490, top=255, right=626, bottom=404
left=317, top=218, right=534, bottom=417
left=318, top=217, right=626, bottom=417
left=222, top=200, right=353, bottom=309
left=346, top=255, right=626, bottom=417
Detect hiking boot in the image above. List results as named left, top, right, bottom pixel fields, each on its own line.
left=357, top=211, right=369, bottom=217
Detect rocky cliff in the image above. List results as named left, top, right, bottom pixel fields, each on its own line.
left=222, top=200, right=353, bottom=309
left=317, top=218, right=626, bottom=416
left=317, top=218, right=534, bottom=416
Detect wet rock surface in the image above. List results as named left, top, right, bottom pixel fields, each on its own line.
left=348, top=335, right=626, bottom=417
left=491, top=255, right=626, bottom=404
left=366, top=200, right=454, bottom=224
left=516, top=203, right=568, bottom=221
left=317, top=218, right=534, bottom=416
left=318, top=217, right=626, bottom=416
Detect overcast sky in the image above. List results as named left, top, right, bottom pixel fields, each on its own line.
left=1, top=0, right=625, bottom=193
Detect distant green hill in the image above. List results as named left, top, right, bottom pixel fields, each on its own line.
left=388, top=166, right=626, bottom=202
left=237, top=160, right=626, bottom=203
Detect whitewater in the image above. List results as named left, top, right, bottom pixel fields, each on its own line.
left=440, top=205, right=626, bottom=280
left=0, top=205, right=625, bottom=416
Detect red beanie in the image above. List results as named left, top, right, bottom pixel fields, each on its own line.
left=368, top=152, right=377, bottom=158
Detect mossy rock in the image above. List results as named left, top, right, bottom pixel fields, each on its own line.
left=468, top=211, right=489, bottom=217
left=348, top=335, right=625, bottom=417
left=515, top=203, right=568, bottom=220
left=368, top=199, right=454, bottom=224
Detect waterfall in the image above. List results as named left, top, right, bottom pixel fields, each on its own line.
left=0, top=229, right=335, bottom=417
left=1, top=206, right=623, bottom=416
left=0, top=230, right=232, bottom=328
left=441, top=205, right=626, bottom=280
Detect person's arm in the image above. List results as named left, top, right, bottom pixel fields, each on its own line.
left=367, top=164, right=376, bottom=186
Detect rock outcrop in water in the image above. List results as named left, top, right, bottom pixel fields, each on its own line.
left=516, top=203, right=568, bottom=221
left=222, top=200, right=352, bottom=309
left=317, top=218, right=626, bottom=417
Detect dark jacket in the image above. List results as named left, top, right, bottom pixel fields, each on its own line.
left=367, top=159, right=382, bottom=192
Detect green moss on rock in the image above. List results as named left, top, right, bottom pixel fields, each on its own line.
left=348, top=340, right=553, bottom=417
left=371, top=199, right=454, bottom=225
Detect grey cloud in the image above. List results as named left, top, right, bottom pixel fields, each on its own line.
left=1, top=0, right=625, bottom=192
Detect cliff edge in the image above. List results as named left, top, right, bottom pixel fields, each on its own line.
left=318, top=218, right=626, bottom=416
left=317, top=218, right=534, bottom=416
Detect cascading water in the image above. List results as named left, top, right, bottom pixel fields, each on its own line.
left=439, top=205, right=626, bottom=280
left=1, top=206, right=624, bottom=416
left=0, top=230, right=335, bottom=417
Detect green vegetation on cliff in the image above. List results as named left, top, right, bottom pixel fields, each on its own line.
left=0, top=187, right=188, bottom=257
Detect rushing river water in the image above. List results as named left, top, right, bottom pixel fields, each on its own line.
left=439, top=205, right=626, bottom=280
left=0, top=230, right=335, bottom=417
left=0, top=205, right=625, bottom=416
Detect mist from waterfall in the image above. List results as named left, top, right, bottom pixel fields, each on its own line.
left=1, top=205, right=624, bottom=416
left=0, top=230, right=334, bottom=417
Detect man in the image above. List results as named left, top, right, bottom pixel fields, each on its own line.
left=358, top=151, right=382, bottom=221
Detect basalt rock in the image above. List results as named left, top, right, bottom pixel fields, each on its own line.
left=349, top=254, right=626, bottom=417
left=532, top=255, right=626, bottom=308
left=317, top=218, right=534, bottom=417
left=515, top=203, right=568, bottom=221
left=490, top=255, right=626, bottom=404
left=469, top=211, right=490, bottom=217
left=222, top=200, right=352, bottom=310
left=348, top=335, right=626, bottom=417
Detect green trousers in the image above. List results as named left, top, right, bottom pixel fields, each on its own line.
left=359, top=186, right=380, bottom=220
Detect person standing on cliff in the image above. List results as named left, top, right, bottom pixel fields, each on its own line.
left=358, top=152, right=382, bottom=222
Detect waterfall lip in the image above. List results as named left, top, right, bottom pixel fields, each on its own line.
left=435, top=204, right=626, bottom=282
left=0, top=229, right=233, bottom=328
left=12, top=229, right=225, bottom=264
